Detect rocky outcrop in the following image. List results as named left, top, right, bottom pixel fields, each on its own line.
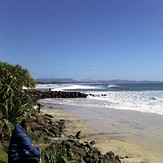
left=29, top=112, right=121, bottom=162
left=49, top=139, right=121, bottom=163
left=25, top=90, right=88, bottom=102
left=29, top=113, right=66, bottom=142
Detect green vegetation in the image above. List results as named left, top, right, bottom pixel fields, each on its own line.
left=0, top=62, right=77, bottom=163
left=0, top=141, right=7, bottom=163
left=0, top=62, right=36, bottom=162
left=0, top=62, right=35, bottom=149
left=42, top=144, right=68, bottom=163
left=0, top=62, right=36, bottom=89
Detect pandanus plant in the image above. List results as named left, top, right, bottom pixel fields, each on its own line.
left=0, top=62, right=35, bottom=140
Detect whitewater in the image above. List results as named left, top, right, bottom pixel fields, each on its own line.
left=36, top=82, right=163, bottom=115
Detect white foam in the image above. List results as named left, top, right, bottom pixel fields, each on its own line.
left=87, top=91, right=163, bottom=115
left=52, top=84, right=98, bottom=91
left=36, top=84, right=163, bottom=115
left=108, top=84, right=120, bottom=88
left=36, top=83, right=102, bottom=91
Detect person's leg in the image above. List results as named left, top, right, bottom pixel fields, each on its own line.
left=23, top=160, right=38, bottom=163
left=12, top=160, right=21, bottom=163
left=21, top=157, right=39, bottom=163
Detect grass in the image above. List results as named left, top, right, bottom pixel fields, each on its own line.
left=0, top=144, right=7, bottom=163
left=0, top=141, right=8, bottom=163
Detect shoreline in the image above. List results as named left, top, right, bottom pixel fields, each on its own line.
left=40, top=104, right=163, bottom=163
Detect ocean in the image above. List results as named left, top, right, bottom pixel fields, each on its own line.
left=36, top=82, right=163, bottom=115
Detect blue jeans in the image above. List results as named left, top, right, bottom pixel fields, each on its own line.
left=12, top=157, right=39, bottom=163
left=11, top=147, right=40, bottom=163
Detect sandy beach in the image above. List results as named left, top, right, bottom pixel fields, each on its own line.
left=40, top=102, right=163, bottom=163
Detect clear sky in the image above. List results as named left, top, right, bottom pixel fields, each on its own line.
left=0, top=0, right=163, bottom=81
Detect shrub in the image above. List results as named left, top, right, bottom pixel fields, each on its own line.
left=0, top=62, right=35, bottom=141
left=41, top=144, right=70, bottom=163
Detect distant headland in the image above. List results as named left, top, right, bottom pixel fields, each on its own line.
left=36, top=78, right=163, bottom=84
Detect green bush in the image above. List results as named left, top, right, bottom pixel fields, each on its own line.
left=0, top=62, right=35, bottom=141
left=0, top=142, right=7, bottom=163
left=41, top=144, right=70, bottom=163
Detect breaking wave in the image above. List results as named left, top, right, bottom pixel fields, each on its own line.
left=36, top=83, right=104, bottom=91
left=37, top=82, right=163, bottom=115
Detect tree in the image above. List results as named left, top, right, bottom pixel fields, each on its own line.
left=0, top=62, right=36, bottom=89
left=0, top=62, right=35, bottom=140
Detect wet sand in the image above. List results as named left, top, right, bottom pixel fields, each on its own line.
left=41, top=104, right=163, bottom=162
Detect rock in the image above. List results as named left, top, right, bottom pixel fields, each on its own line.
left=58, top=119, right=66, bottom=129
left=106, top=151, right=115, bottom=157
left=76, top=131, right=85, bottom=139
left=90, top=140, right=95, bottom=145
left=61, top=140, right=72, bottom=149
left=24, top=90, right=88, bottom=102
left=44, top=114, right=53, bottom=118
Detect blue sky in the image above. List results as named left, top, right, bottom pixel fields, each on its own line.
left=1, top=0, right=163, bottom=81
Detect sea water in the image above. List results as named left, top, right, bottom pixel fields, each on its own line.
left=36, top=82, right=163, bottom=115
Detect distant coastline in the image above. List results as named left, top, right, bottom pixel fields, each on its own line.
left=36, top=77, right=163, bottom=84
